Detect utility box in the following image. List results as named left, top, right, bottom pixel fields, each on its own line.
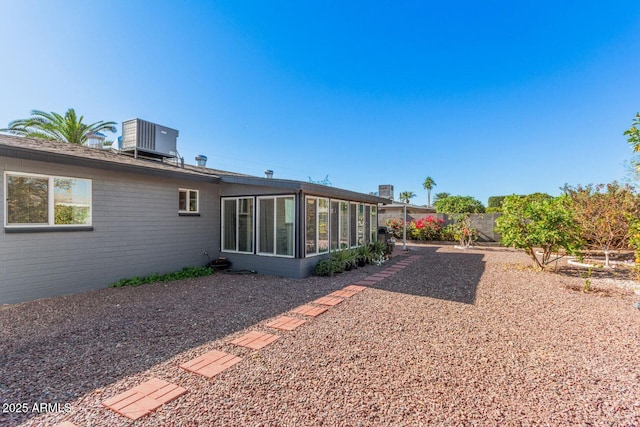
left=121, top=118, right=179, bottom=159
left=378, top=185, right=394, bottom=200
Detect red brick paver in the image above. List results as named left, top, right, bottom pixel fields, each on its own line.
left=328, top=289, right=358, bottom=298
left=180, top=350, right=242, bottom=379
left=266, top=316, right=307, bottom=331
left=291, top=305, right=329, bottom=317
left=343, top=285, right=367, bottom=292
left=354, top=279, right=379, bottom=285
left=102, top=378, right=187, bottom=420
left=230, top=331, right=279, bottom=350
left=313, top=295, right=344, bottom=306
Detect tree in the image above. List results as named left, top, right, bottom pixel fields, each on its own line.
left=434, top=195, right=485, bottom=214
left=423, top=177, right=436, bottom=207
left=495, top=193, right=581, bottom=270
left=1, top=108, right=117, bottom=145
left=624, top=112, right=640, bottom=153
left=433, top=192, right=450, bottom=204
left=399, top=191, right=416, bottom=204
left=563, top=182, right=640, bottom=267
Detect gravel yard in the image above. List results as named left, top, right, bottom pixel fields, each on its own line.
left=2, top=244, right=639, bottom=426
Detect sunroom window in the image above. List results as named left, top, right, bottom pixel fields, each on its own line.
left=258, top=195, right=295, bottom=257
left=370, top=205, right=378, bottom=242
left=305, top=196, right=329, bottom=256
left=221, top=197, right=254, bottom=253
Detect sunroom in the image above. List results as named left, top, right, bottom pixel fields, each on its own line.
left=218, top=175, right=388, bottom=277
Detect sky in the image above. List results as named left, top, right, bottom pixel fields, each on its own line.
left=1, top=1, right=640, bottom=206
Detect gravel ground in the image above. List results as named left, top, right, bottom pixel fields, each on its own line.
left=2, top=244, right=640, bottom=426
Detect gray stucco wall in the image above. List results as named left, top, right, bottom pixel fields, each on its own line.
left=1, top=156, right=220, bottom=304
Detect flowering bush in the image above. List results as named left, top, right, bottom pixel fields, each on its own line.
left=386, top=218, right=405, bottom=238
left=452, top=221, right=478, bottom=248
left=386, top=216, right=444, bottom=240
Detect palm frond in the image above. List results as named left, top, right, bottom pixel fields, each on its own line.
left=1, top=108, right=116, bottom=144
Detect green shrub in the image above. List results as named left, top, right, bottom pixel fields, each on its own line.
left=435, top=195, right=485, bottom=214
left=495, top=193, right=581, bottom=270
left=110, top=266, right=214, bottom=288
left=441, top=224, right=457, bottom=241
left=314, top=259, right=336, bottom=276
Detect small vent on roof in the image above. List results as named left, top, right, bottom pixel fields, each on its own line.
left=195, top=155, right=207, bottom=167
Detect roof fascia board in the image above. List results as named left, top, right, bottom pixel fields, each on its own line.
left=220, top=175, right=389, bottom=204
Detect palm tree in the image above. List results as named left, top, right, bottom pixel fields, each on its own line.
left=433, top=192, right=450, bottom=204
left=1, top=108, right=117, bottom=145
left=423, top=176, right=437, bottom=207
left=399, top=191, right=416, bottom=204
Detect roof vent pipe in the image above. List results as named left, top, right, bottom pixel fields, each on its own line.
left=195, top=155, right=207, bottom=167
left=264, top=169, right=274, bottom=179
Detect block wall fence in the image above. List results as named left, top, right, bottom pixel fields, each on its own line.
left=378, top=211, right=502, bottom=242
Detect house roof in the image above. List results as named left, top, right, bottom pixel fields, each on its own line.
left=0, top=133, right=246, bottom=182
left=0, top=134, right=389, bottom=204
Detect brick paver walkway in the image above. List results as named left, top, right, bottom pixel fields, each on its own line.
left=77, top=254, right=422, bottom=423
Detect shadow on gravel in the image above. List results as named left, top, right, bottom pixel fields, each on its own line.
left=369, top=246, right=485, bottom=305
left=0, top=269, right=371, bottom=426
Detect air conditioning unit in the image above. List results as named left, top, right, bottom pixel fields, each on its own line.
left=121, top=118, right=179, bottom=159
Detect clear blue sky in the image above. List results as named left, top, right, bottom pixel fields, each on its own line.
left=2, top=1, right=640, bottom=205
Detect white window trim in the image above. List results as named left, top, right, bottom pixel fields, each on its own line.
left=256, top=195, right=296, bottom=258
left=179, top=188, right=199, bottom=213
left=305, top=196, right=330, bottom=257
left=221, top=197, right=254, bottom=254
left=350, top=202, right=358, bottom=248
left=338, top=200, right=350, bottom=251
left=370, top=204, right=378, bottom=242
left=357, top=202, right=365, bottom=246
left=4, top=171, right=92, bottom=228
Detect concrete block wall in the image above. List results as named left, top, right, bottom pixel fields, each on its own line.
left=379, top=210, right=502, bottom=242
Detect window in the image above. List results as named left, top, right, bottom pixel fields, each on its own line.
left=357, top=203, right=365, bottom=246
left=258, top=195, right=295, bottom=257
left=350, top=202, right=357, bottom=247
left=330, top=201, right=339, bottom=251
left=305, top=197, right=329, bottom=256
left=179, top=189, right=199, bottom=213
left=364, top=205, right=371, bottom=245
left=5, top=172, right=91, bottom=227
left=221, top=197, right=254, bottom=253
left=370, top=205, right=378, bottom=242
left=339, top=201, right=349, bottom=249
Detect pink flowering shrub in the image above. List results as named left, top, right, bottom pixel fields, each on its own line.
left=386, top=216, right=444, bottom=240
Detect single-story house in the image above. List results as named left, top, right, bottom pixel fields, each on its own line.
left=0, top=132, right=388, bottom=304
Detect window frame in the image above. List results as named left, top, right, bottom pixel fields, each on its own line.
left=256, top=195, right=296, bottom=258
left=370, top=205, right=378, bottom=242
left=4, top=171, right=92, bottom=229
left=305, top=196, right=330, bottom=257
left=221, top=196, right=255, bottom=254
left=178, top=188, right=199, bottom=214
